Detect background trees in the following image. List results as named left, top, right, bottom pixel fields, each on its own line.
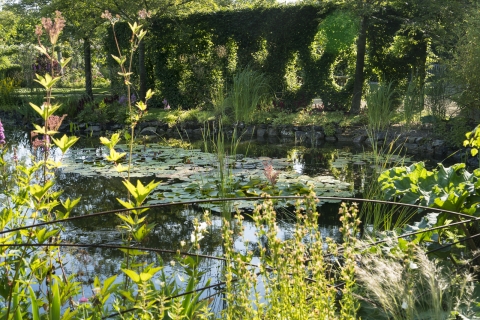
left=0, top=0, right=476, bottom=116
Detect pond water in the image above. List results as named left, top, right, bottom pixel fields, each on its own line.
left=0, top=119, right=444, bottom=314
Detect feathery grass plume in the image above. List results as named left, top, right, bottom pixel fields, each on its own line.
left=355, top=242, right=475, bottom=319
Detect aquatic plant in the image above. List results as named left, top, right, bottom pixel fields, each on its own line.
left=0, top=11, right=83, bottom=319
left=228, top=67, right=270, bottom=123
left=365, top=82, right=397, bottom=132
left=222, top=194, right=360, bottom=319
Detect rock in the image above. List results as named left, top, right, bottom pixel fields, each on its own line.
left=295, top=131, right=308, bottom=141
left=353, top=135, right=367, bottom=144
left=404, top=143, right=419, bottom=153
left=336, top=134, right=354, bottom=142
left=280, top=128, right=294, bottom=137
left=192, top=128, right=203, bottom=137
left=267, top=127, right=278, bottom=137
left=257, top=128, right=267, bottom=138
left=432, top=140, right=445, bottom=147
left=109, top=124, right=123, bottom=130
left=243, top=126, right=255, bottom=136
left=86, top=125, right=101, bottom=132
left=314, top=131, right=325, bottom=140
left=325, top=136, right=337, bottom=142
left=140, top=127, right=158, bottom=136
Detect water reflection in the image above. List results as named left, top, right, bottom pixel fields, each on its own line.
left=2, top=125, right=356, bottom=313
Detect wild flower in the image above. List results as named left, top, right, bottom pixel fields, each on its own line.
left=47, top=114, right=67, bottom=131
left=130, top=94, right=136, bottom=104
left=79, top=296, right=89, bottom=303
left=163, top=98, right=171, bottom=110
left=101, top=10, right=120, bottom=24
left=263, top=160, right=279, bottom=186
left=38, top=11, right=65, bottom=46
left=118, top=95, right=127, bottom=105
left=0, top=119, right=5, bottom=145
left=190, top=221, right=208, bottom=243
left=138, top=9, right=151, bottom=20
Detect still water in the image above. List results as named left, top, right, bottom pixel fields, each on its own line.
left=1, top=119, right=440, bottom=314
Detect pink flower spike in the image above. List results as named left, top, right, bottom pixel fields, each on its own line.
left=79, top=296, right=89, bottom=303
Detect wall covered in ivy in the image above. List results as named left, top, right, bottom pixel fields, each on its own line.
left=105, top=4, right=429, bottom=111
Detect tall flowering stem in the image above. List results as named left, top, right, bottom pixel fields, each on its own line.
left=263, top=160, right=279, bottom=187
left=102, top=10, right=152, bottom=183
left=0, top=119, right=5, bottom=146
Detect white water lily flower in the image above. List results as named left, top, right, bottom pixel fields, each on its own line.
left=401, top=300, right=408, bottom=309
left=170, top=260, right=175, bottom=267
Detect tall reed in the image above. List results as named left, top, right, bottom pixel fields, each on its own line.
left=360, top=129, right=415, bottom=233
left=365, top=82, right=396, bottom=132
left=228, top=68, right=270, bottom=123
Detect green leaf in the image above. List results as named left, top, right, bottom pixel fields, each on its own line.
left=102, top=275, right=117, bottom=295
left=12, top=282, right=22, bottom=320
left=29, top=286, right=40, bottom=320
left=111, top=54, right=126, bottom=66
left=119, top=248, right=148, bottom=256
left=52, top=135, right=79, bottom=154
left=60, top=57, right=72, bottom=69
left=50, top=279, right=61, bottom=320
left=122, top=268, right=140, bottom=283
left=116, top=213, right=135, bottom=225
left=139, top=272, right=153, bottom=282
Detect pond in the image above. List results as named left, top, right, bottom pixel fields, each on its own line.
left=1, top=119, right=441, bottom=315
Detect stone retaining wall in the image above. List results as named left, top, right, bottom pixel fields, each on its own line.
left=59, top=120, right=449, bottom=156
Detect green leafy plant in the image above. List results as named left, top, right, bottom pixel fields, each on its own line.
left=365, top=82, right=397, bottom=132
left=403, top=79, right=424, bottom=129
left=378, top=161, right=480, bottom=252
left=227, top=67, right=270, bottom=124
left=0, top=10, right=83, bottom=319
left=222, top=193, right=360, bottom=319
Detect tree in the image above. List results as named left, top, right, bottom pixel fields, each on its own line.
left=102, top=0, right=220, bottom=101
left=450, top=8, right=480, bottom=113
left=323, top=0, right=470, bottom=114
left=49, top=0, right=104, bottom=99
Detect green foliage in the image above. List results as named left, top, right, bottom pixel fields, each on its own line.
left=379, top=162, right=480, bottom=214
left=105, top=4, right=354, bottom=111
left=222, top=195, right=360, bottom=319
left=425, top=65, right=449, bottom=121
left=227, top=67, right=270, bottom=123
left=0, top=77, right=20, bottom=108
left=402, top=79, right=424, bottom=128
left=365, top=82, right=397, bottom=132
left=450, top=9, right=480, bottom=112
left=318, top=10, right=358, bottom=54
